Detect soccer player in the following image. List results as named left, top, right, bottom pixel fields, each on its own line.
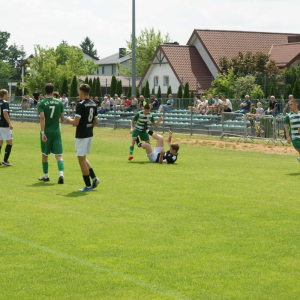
left=66, top=84, right=100, bottom=192
left=136, top=130, right=179, bottom=164
left=38, top=83, right=65, bottom=183
left=285, top=99, right=300, bottom=163
left=0, top=89, right=13, bottom=166
left=129, top=104, right=163, bottom=161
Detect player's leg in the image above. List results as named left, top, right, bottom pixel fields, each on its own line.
left=1, top=127, right=13, bottom=166
left=55, top=155, right=64, bottom=184
left=39, top=134, right=51, bottom=181
left=0, top=140, right=3, bottom=165
left=292, top=139, right=300, bottom=163
left=86, top=138, right=100, bottom=188
left=53, top=134, right=64, bottom=184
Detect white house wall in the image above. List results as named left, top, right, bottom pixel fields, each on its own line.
left=190, top=34, right=219, bottom=78
left=291, top=59, right=300, bottom=68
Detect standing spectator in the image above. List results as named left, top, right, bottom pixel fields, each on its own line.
left=99, top=96, right=110, bottom=114
left=158, top=94, right=174, bottom=112
left=264, top=96, right=280, bottom=117
left=204, top=94, right=215, bottom=115
left=62, top=94, right=69, bottom=108
left=283, top=94, right=294, bottom=116
left=232, top=95, right=251, bottom=119
left=219, top=95, right=232, bottom=113
left=149, top=94, right=159, bottom=110
left=188, top=96, right=201, bottom=113
left=138, top=95, right=147, bottom=110
left=126, top=95, right=138, bottom=112
left=32, top=88, right=40, bottom=110
left=22, top=96, right=27, bottom=110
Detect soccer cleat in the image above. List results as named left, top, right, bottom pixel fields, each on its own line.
left=39, top=177, right=50, bottom=182
left=128, top=155, right=133, bottom=161
left=92, top=177, right=100, bottom=189
left=0, top=162, right=2, bottom=165
left=146, top=129, right=153, bottom=136
left=297, top=157, right=300, bottom=163
left=78, top=186, right=93, bottom=192
left=2, top=161, right=13, bottom=166
left=58, top=176, right=64, bottom=184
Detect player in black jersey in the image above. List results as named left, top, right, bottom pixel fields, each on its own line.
left=0, top=89, right=13, bottom=166
left=136, top=130, right=179, bottom=164
left=66, top=84, right=100, bottom=191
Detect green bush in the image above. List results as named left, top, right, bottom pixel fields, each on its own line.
left=110, top=75, right=117, bottom=96
left=70, top=76, right=78, bottom=97
left=177, top=85, right=183, bottom=99
left=183, top=82, right=189, bottom=98
left=157, top=85, right=161, bottom=99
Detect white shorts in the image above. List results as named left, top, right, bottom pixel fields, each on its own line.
left=75, top=137, right=92, bottom=156
left=147, top=147, right=164, bottom=163
left=0, top=128, right=13, bottom=141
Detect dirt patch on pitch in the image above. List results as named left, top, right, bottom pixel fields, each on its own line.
left=172, top=137, right=297, bottom=156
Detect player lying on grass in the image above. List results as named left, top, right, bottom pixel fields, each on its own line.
left=136, top=130, right=179, bottom=164
left=129, top=104, right=164, bottom=161
left=285, top=99, right=300, bottom=163
left=66, top=84, right=100, bottom=192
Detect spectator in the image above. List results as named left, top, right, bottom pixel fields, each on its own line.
left=62, top=94, right=69, bottom=108
left=26, top=95, right=34, bottom=108
left=256, top=102, right=264, bottom=119
left=197, top=96, right=208, bottom=114
left=69, top=95, right=78, bottom=110
left=123, top=96, right=131, bottom=109
left=99, top=96, right=110, bottom=114
left=107, top=94, right=114, bottom=110
left=90, top=96, right=94, bottom=101
left=204, top=94, right=215, bottom=115
left=40, top=94, right=44, bottom=101
left=21, top=96, right=27, bottom=110
left=126, top=95, right=138, bottom=112
left=158, top=94, right=174, bottom=112
left=211, top=95, right=222, bottom=115
left=264, top=96, right=280, bottom=117
left=32, top=88, right=39, bottom=110
left=138, top=95, right=147, bottom=110
left=149, top=94, right=159, bottom=110
left=219, top=95, right=232, bottom=113
left=283, top=94, right=293, bottom=116
left=94, top=96, right=100, bottom=107
left=114, top=94, right=122, bottom=110
left=188, top=96, right=201, bottom=113
left=245, top=103, right=256, bottom=120
left=232, top=95, right=251, bottom=119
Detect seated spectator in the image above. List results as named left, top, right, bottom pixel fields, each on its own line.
left=204, top=94, right=215, bottom=115
left=126, top=95, right=138, bottom=112
left=107, top=94, right=114, bottom=110
left=123, top=96, right=131, bottom=109
left=21, top=96, right=27, bottom=110
left=138, top=95, right=147, bottom=110
left=69, top=95, right=78, bottom=110
left=197, top=96, right=208, bottom=114
left=62, top=94, right=69, bottom=108
left=218, top=95, right=232, bottom=113
left=255, top=102, right=264, bottom=119
left=26, top=95, right=34, bottom=108
left=158, top=94, right=174, bottom=112
left=99, top=96, right=110, bottom=114
left=212, top=95, right=222, bottom=115
left=189, top=96, right=201, bottom=113
left=149, top=94, right=159, bottom=110
left=94, top=96, right=100, bottom=107
left=245, top=103, right=256, bottom=120
left=114, top=94, right=122, bottom=110
left=232, top=95, right=251, bottom=120
left=264, top=96, right=280, bottom=117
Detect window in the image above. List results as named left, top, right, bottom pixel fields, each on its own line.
left=102, top=66, right=104, bottom=74
left=154, top=76, right=158, bottom=86
left=163, top=76, right=169, bottom=86
left=112, top=65, right=116, bottom=74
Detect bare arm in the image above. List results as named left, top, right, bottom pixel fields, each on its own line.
left=66, top=116, right=81, bottom=127
left=3, top=111, right=13, bottom=130
left=167, top=130, right=172, bottom=147
left=152, top=116, right=164, bottom=126
left=159, top=149, right=164, bottom=164
left=40, top=112, right=47, bottom=142
left=130, top=119, right=134, bottom=133
left=93, top=117, right=98, bottom=127
left=285, top=124, right=291, bottom=143
left=60, top=113, right=64, bottom=123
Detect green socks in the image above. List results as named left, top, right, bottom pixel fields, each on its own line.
left=130, top=145, right=134, bottom=155
left=42, top=162, right=48, bottom=174
left=57, top=160, right=64, bottom=172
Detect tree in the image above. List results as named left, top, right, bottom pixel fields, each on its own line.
left=70, top=75, right=78, bottom=97
left=110, top=75, right=117, bottom=96
left=233, top=75, right=262, bottom=99
left=144, top=80, right=150, bottom=99
left=157, top=85, right=162, bottom=98
left=92, top=77, right=96, bottom=97
left=190, top=90, right=194, bottom=99
left=269, top=83, right=275, bottom=97
left=95, top=77, right=101, bottom=97
left=0, top=59, right=15, bottom=82
left=151, top=87, right=155, bottom=96
left=166, top=86, right=172, bottom=97
left=141, top=86, right=146, bottom=97
left=127, top=86, right=132, bottom=97
left=15, top=82, right=22, bottom=96
left=80, top=36, right=98, bottom=57
left=250, top=85, right=264, bottom=99
left=177, top=84, right=183, bottom=99
left=183, top=82, right=189, bottom=98
left=84, top=76, right=89, bottom=84
left=136, top=87, right=140, bottom=98
left=292, top=78, right=300, bottom=99
left=88, top=78, right=93, bottom=94
left=116, top=80, right=123, bottom=96
left=117, top=27, right=171, bottom=76
left=61, top=78, right=68, bottom=96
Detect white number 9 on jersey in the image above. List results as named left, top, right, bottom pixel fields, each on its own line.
left=88, top=108, right=94, bottom=122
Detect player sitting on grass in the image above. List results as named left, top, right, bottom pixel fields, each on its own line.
left=38, top=83, right=65, bottom=183
left=285, top=99, right=300, bottom=163
left=136, top=130, right=179, bottom=164
left=129, top=104, right=164, bottom=161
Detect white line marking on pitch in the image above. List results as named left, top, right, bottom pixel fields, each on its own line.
left=0, top=232, right=191, bottom=300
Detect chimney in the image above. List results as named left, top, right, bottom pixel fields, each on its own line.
left=163, top=42, right=179, bottom=45
left=119, top=48, right=126, bottom=58
left=288, top=36, right=300, bottom=43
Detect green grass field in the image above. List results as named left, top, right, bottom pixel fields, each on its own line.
left=1, top=122, right=300, bottom=300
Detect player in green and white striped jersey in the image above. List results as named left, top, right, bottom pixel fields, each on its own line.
left=285, top=99, right=300, bottom=163
left=129, top=104, right=164, bottom=161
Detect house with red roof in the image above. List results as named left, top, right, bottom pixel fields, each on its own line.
left=141, top=30, right=300, bottom=97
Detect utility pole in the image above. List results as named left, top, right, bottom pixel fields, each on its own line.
left=132, top=0, right=136, bottom=97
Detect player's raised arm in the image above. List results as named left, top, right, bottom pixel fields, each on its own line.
left=152, top=116, right=164, bottom=126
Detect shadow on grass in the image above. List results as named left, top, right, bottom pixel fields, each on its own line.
left=63, top=191, right=94, bottom=198
left=28, top=182, right=56, bottom=187
left=286, top=173, right=300, bottom=176
left=128, top=161, right=151, bottom=164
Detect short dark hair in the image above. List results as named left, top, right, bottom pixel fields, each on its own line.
left=171, top=144, right=179, bottom=152
left=53, top=91, right=60, bottom=99
left=79, top=84, right=90, bottom=95
left=44, top=83, right=54, bottom=94
left=151, top=94, right=155, bottom=97
left=0, top=89, right=8, bottom=98
left=144, top=104, right=150, bottom=110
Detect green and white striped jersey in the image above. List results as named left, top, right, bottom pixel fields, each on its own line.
left=285, top=111, right=300, bottom=140
left=133, top=111, right=155, bottom=132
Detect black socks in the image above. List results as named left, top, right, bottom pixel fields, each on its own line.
left=89, top=168, right=96, bottom=180
left=83, top=175, right=91, bottom=187
left=4, top=145, right=12, bottom=162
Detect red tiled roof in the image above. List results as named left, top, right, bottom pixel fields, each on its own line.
left=188, top=29, right=300, bottom=70
left=269, top=43, right=300, bottom=68
left=141, top=45, right=212, bottom=92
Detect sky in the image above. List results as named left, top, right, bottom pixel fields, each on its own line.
left=2, top=0, right=300, bottom=60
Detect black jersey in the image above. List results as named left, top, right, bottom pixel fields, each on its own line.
left=155, top=150, right=178, bottom=164
left=0, top=100, right=9, bottom=127
left=75, top=99, right=97, bottom=138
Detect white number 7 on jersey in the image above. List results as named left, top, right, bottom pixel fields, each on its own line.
left=50, top=106, right=55, bottom=118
